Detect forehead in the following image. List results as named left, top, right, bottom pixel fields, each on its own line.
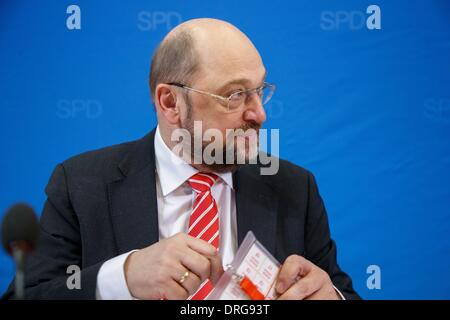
left=196, top=44, right=266, bottom=90
left=187, top=25, right=264, bottom=84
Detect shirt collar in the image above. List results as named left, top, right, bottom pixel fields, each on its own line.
left=154, top=126, right=233, bottom=197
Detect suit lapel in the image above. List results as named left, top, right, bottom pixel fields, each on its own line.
left=234, top=167, right=279, bottom=256
left=107, top=130, right=160, bottom=254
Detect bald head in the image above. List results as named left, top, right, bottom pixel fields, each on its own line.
left=149, top=18, right=264, bottom=101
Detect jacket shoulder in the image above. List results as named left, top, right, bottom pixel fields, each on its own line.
left=238, top=156, right=315, bottom=193
left=267, top=158, right=314, bottom=193
left=244, top=155, right=313, bottom=181
left=60, top=138, right=139, bottom=181
left=277, top=158, right=312, bottom=178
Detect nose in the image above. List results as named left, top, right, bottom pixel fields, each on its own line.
left=243, top=94, right=267, bottom=125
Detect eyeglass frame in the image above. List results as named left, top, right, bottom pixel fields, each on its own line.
left=166, top=81, right=276, bottom=112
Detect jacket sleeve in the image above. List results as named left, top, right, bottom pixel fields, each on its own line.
left=2, top=164, right=103, bottom=299
left=304, top=171, right=361, bottom=300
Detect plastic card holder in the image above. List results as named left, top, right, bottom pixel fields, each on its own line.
left=207, top=231, right=280, bottom=300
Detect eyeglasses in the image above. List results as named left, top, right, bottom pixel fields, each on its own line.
left=167, top=81, right=276, bottom=113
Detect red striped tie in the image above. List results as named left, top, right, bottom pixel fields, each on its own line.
left=187, top=172, right=219, bottom=300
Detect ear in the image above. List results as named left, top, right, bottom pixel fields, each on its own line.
left=154, top=84, right=180, bottom=125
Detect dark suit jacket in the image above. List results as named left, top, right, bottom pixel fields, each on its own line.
left=3, top=129, right=360, bottom=299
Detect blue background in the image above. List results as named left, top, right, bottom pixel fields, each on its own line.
left=1, top=0, right=449, bottom=299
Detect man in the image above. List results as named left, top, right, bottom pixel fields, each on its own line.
left=4, top=18, right=359, bottom=300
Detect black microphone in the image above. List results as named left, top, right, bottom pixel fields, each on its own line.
left=1, top=203, right=39, bottom=300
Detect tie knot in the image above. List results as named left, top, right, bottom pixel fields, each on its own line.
left=188, top=172, right=219, bottom=193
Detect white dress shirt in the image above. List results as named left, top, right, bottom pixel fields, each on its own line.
left=96, top=126, right=237, bottom=299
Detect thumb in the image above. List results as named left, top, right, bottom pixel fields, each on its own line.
left=208, top=251, right=224, bottom=284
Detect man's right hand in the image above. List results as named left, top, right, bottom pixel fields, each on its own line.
left=123, top=233, right=223, bottom=300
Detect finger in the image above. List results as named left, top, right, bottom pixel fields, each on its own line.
left=185, top=235, right=218, bottom=257
left=276, top=255, right=312, bottom=294
left=208, top=253, right=224, bottom=284
left=305, top=285, right=341, bottom=300
left=164, top=279, right=189, bottom=300
left=304, top=289, right=327, bottom=300
left=170, top=265, right=202, bottom=296
left=178, top=247, right=212, bottom=282
left=278, top=276, right=321, bottom=300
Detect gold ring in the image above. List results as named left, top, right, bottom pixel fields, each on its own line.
left=179, top=271, right=189, bottom=284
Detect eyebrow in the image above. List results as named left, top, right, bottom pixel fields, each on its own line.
left=216, top=70, right=267, bottom=93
